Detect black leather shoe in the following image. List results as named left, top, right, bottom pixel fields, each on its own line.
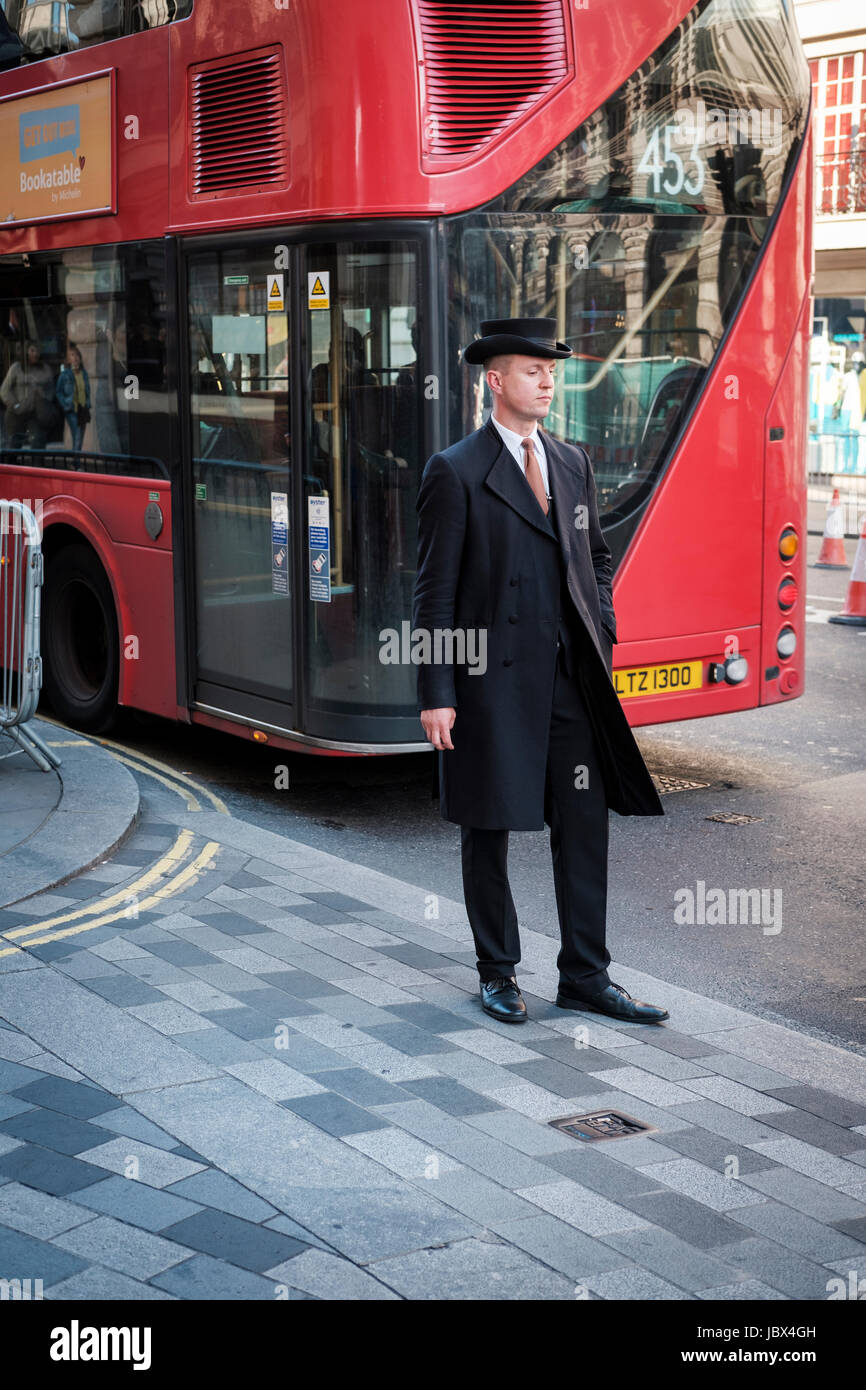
left=556, top=980, right=668, bottom=1023
left=480, top=975, right=527, bottom=1023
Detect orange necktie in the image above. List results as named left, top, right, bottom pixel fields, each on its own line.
left=521, top=437, right=549, bottom=515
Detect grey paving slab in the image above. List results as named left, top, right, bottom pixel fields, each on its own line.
left=396, top=1075, right=501, bottom=1117
left=0, top=1029, right=50, bottom=1062
left=462, top=1108, right=582, bottom=1157
left=368, top=1234, right=578, bottom=1300
left=370, top=1097, right=566, bottom=1189
left=308, top=1067, right=412, bottom=1109
left=53, top=1213, right=194, bottom=1279
left=225, top=1060, right=326, bottom=1101
left=667, top=1100, right=790, bottom=1146
left=0, top=1182, right=95, bottom=1239
left=698, top=1279, right=789, bottom=1300
left=164, top=1170, right=278, bottom=1223
left=691, top=1054, right=808, bottom=1092
left=583, top=1265, right=695, bottom=1299
left=609, top=1189, right=755, bottom=1249
left=724, top=1199, right=866, bottom=1261
left=74, top=1137, right=207, bottom=1187
left=759, top=1085, right=866, bottom=1128
left=149, top=1253, right=287, bottom=1299
left=125, top=1075, right=481, bottom=1263
left=281, top=1091, right=391, bottom=1136
left=173, top=1028, right=269, bottom=1066
left=536, top=1147, right=671, bottom=1203
left=316, top=1041, right=440, bottom=1083
left=0, top=1108, right=117, bottom=1156
left=0, top=1095, right=34, bottom=1121
left=68, top=1175, right=205, bottom=1232
left=159, top=1207, right=307, bottom=1272
left=736, top=1167, right=866, bottom=1223
left=713, top=1235, right=840, bottom=1300
left=341, top=1126, right=463, bottom=1182
left=745, top=1135, right=866, bottom=1187
left=487, top=1212, right=629, bottom=1280
left=750, top=1107, right=866, bottom=1156
left=600, top=1226, right=753, bottom=1294
left=0, top=968, right=219, bottom=1094
left=0, top=1223, right=89, bottom=1285
left=658, top=1128, right=783, bottom=1177
left=86, top=1105, right=184, bottom=1151
left=83, top=975, right=167, bottom=1007
left=265, top=1246, right=400, bottom=1299
left=45, top=1266, right=177, bottom=1300
left=229, top=988, right=319, bottom=1019
left=0, top=1143, right=110, bottom=1196
left=9, top=1075, right=122, bottom=1120
left=505, top=1059, right=617, bottom=1100
left=635, top=1156, right=769, bottom=1212
left=516, top=1179, right=653, bottom=1237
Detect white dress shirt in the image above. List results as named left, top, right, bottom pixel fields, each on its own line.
left=490, top=414, right=550, bottom=498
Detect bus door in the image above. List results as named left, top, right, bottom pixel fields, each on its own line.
left=186, top=246, right=294, bottom=726
left=300, top=239, right=422, bottom=744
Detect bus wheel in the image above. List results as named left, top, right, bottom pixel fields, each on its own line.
left=42, top=543, right=119, bottom=733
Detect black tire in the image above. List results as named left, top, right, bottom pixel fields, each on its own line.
left=42, top=543, right=119, bottom=732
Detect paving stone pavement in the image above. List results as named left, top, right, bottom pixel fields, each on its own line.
left=1, top=801, right=866, bottom=1301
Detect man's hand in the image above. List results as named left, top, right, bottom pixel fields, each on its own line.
left=421, top=708, right=456, bottom=751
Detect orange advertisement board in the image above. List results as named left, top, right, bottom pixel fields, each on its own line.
left=1, top=73, right=114, bottom=225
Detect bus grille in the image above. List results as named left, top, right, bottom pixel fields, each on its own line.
left=416, top=0, right=571, bottom=166
left=190, top=49, right=288, bottom=197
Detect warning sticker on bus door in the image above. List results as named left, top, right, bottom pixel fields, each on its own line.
left=308, top=271, right=330, bottom=310
left=308, top=495, right=331, bottom=602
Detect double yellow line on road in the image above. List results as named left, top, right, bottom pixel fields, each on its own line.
left=0, top=724, right=230, bottom=959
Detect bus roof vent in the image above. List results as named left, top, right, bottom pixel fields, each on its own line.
left=415, top=0, right=571, bottom=169
left=189, top=48, right=288, bottom=198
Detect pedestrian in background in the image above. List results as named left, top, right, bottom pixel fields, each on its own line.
left=0, top=339, right=55, bottom=448
left=56, top=342, right=92, bottom=452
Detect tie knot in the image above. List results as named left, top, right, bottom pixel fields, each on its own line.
left=521, top=437, right=535, bottom=456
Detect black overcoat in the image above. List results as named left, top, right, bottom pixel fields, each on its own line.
left=413, top=417, right=664, bottom=829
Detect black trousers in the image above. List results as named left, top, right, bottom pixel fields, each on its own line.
left=460, top=637, right=611, bottom=995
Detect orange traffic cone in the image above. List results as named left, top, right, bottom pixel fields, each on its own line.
left=829, top=515, right=866, bottom=626
left=814, top=487, right=848, bottom=568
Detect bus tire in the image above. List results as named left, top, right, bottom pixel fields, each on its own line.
left=42, top=543, right=120, bottom=733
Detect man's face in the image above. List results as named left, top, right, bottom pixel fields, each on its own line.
left=486, top=355, right=557, bottom=422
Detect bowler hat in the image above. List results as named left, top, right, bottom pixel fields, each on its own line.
left=463, top=317, right=572, bottom=365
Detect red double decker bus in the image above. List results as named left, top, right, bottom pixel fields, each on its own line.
left=0, top=0, right=811, bottom=754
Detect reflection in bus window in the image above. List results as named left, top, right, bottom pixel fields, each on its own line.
left=447, top=0, right=809, bottom=569
left=0, top=242, right=170, bottom=476
left=0, top=0, right=193, bottom=65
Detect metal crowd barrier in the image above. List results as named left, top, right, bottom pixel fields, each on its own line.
left=0, top=500, right=60, bottom=773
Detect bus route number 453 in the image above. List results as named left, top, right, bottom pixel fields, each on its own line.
left=636, top=125, right=706, bottom=199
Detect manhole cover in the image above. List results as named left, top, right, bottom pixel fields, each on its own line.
left=548, top=1109, right=656, bottom=1142
left=652, top=774, right=710, bottom=793
left=704, top=812, right=762, bottom=824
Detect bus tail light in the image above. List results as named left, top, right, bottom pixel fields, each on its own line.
left=778, top=575, right=797, bottom=610
left=779, top=526, right=798, bottom=561
left=776, top=626, right=796, bottom=659
left=780, top=669, right=799, bottom=694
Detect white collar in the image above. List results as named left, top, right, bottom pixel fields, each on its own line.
left=490, top=415, right=544, bottom=457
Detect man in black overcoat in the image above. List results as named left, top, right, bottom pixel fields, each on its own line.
left=413, top=318, right=669, bottom=1025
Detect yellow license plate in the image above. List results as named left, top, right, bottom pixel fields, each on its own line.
left=613, top=659, right=703, bottom=699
